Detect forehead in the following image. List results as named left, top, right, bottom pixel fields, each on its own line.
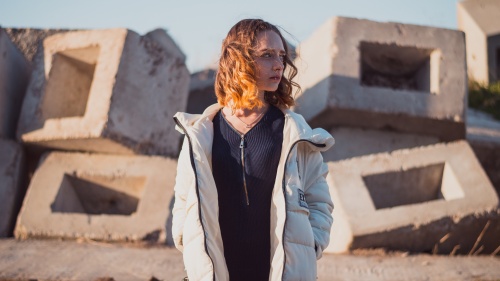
left=255, top=30, right=284, bottom=51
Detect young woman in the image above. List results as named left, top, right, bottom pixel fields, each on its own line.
left=173, top=19, right=334, bottom=281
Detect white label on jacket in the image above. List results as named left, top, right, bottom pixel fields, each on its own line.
left=298, top=189, right=308, bottom=208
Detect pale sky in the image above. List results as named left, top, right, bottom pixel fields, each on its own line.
left=1, top=0, right=460, bottom=73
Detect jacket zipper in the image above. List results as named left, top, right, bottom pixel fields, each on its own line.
left=281, top=139, right=326, bottom=280
left=240, top=134, right=250, bottom=205
left=221, top=111, right=250, bottom=206
left=173, top=117, right=216, bottom=281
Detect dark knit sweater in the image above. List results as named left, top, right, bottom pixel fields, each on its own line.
left=212, top=105, right=284, bottom=281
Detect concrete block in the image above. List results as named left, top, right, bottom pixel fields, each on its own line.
left=467, top=108, right=500, bottom=197
left=326, top=141, right=499, bottom=254
left=458, top=0, right=500, bottom=84
left=0, top=29, right=31, bottom=139
left=294, top=17, right=467, bottom=141
left=15, top=152, right=176, bottom=243
left=187, top=69, right=217, bottom=114
left=3, top=28, right=70, bottom=62
left=322, top=126, right=440, bottom=162
left=0, top=140, right=25, bottom=237
left=17, top=28, right=190, bottom=156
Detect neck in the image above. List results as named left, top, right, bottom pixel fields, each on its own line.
left=235, top=104, right=268, bottom=116
left=226, top=93, right=268, bottom=117
left=221, top=93, right=270, bottom=133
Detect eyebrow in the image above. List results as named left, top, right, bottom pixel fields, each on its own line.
left=258, top=48, right=286, bottom=54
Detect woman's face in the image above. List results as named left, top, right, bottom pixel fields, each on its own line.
left=253, top=30, right=285, bottom=95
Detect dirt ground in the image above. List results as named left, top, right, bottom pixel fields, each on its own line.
left=0, top=238, right=499, bottom=281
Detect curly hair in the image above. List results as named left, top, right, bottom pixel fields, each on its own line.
left=215, top=19, right=299, bottom=110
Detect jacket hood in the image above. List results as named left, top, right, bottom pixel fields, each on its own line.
left=174, top=103, right=221, bottom=133
left=174, top=103, right=334, bottom=152
left=281, top=108, right=335, bottom=152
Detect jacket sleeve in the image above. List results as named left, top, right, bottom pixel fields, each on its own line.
left=300, top=146, right=334, bottom=259
left=172, top=136, right=194, bottom=252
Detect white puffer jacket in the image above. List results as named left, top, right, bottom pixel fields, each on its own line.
left=173, top=104, right=334, bottom=281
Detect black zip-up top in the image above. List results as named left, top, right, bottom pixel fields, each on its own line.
left=212, top=105, right=285, bottom=281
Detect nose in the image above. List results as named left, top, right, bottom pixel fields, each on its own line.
left=273, top=58, right=284, bottom=72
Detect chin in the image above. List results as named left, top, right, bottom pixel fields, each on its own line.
left=257, top=84, right=279, bottom=93
left=265, top=86, right=279, bottom=92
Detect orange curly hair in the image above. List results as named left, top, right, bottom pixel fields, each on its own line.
left=215, top=19, right=299, bottom=110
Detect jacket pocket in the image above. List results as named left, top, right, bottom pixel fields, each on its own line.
left=285, top=184, right=315, bottom=248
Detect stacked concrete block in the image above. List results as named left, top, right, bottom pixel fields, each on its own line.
left=0, top=140, right=25, bottom=237
left=322, top=127, right=440, bottom=162
left=467, top=108, right=500, bottom=196
left=12, top=28, right=189, bottom=244
left=4, top=28, right=70, bottom=63
left=326, top=141, right=499, bottom=254
left=294, top=17, right=467, bottom=141
left=293, top=16, right=500, bottom=255
left=186, top=69, right=217, bottom=114
left=0, top=28, right=30, bottom=238
left=17, top=28, right=189, bottom=157
left=458, top=0, right=500, bottom=84
left=15, top=152, right=177, bottom=243
left=0, top=28, right=31, bottom=139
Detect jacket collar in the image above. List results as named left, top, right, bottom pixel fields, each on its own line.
left=174, top=103, right=334, bottom=152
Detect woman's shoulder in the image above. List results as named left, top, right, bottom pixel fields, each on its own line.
left=174, top=104, right=222, bottom=130
left=281, top=108, right=335, bottom=151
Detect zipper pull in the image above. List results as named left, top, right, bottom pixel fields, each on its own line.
left=239, top=135, right=245, bottom=148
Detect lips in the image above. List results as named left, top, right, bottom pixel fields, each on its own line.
left=269, top=75, right=281, bottom=81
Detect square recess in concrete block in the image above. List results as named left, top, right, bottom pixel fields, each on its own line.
left=0, top=140, right=25, bottom=237
left=294, top=17, right=466, bottom=141
left=17, top=28, right=189, bottom=156
left=326, top=141, right=498, bottom=254
left=15, top=152, right=176, bottom=243
left=0, top=29, right=31, bottom=139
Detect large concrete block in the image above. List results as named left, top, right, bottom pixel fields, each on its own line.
left=0, top=140, right=25, bottom=237
left=3, top=28, right=70, bottom=62
left=294, top=17, right=467, bottom=141
left=322, top=126, right=440, bottom=162
left=327, top=141, right=499, bottom=254
left=467, top=108, right=500, bottom=197
left=186, top=69, right=217, bottom=114
left=17, top=28, right=189, bottom=156
left=0, top=29, right=31, bottom=139
left=458, top=0, right=500, bottom=84
left=15, top=152, right=176, bottom=243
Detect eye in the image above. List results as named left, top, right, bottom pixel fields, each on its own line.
left=261, top=52, right=272, bottom=58
left=279, top=54, right=286, bottom=62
